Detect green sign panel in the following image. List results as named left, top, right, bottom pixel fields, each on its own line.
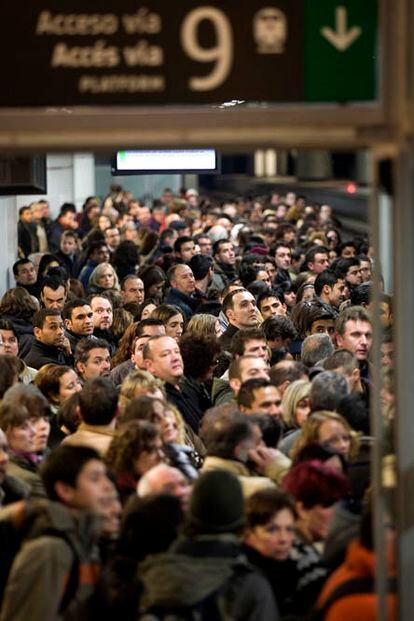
left=304, top=0, right=378, bottom=102
left=0, top=0, right=378, bottom=107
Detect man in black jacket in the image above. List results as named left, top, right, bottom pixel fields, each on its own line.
left=143, top=335, right=202, bottom=433
left=62, top=298, right=95, bottom=354
left=24, top=309, right=72, bottom=369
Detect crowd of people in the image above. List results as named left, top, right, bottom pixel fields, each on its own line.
left=0, top=185, right=396, bottom=620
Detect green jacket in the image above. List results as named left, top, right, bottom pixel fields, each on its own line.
left=138, top=535, right=279, bottom=620
left=0, top=499, right=102, bottom=621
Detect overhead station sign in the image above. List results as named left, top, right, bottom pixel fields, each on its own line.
left=0, top=0, right=378, bottom=107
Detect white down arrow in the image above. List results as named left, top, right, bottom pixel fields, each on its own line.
left=321, top=6, right=362, bottom=51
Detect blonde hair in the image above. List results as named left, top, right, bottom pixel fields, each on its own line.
left=291, top=410, right=359, bottom=461
left=162, top=400, right=186, bottom=445
left=88, top=262, right=120, bottom=291
left=281, top=379, right=311, bottom=429
left=186, top=313, right=219, bottom=338
left=119, top=368, right=165, bottom=413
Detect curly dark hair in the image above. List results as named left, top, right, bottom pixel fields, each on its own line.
left=105, top=420, right=160, bottom=476
left=0, top=287, right=38, bottom=320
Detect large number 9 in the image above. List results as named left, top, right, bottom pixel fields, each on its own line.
left=180, top=7, right=233, bottom=92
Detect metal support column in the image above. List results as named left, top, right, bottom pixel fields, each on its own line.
left=394, top=141, right=414, bottom=621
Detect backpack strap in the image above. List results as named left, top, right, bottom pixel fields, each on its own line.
left=40, top=528, right=80, bottom=615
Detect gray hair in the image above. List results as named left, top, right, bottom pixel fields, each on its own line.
left=310, top=370, right=348, bottom=412
left=301, top=334, right=334, bottom=368
left=137, top=463, right=183, bottom=497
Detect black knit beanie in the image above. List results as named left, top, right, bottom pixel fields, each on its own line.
left=188, top=469, right=245, bottom=534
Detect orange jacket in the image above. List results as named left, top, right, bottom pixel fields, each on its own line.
left=316, top=539, right=397, bottom=621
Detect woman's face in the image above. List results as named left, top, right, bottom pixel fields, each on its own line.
left=256, top=270, right=272, bottom=288
left=265, top=262, right=277, bottom=281
left=99, top=216, right=111, bottom=231
left=284, top=291, right=297, bottom=308
left=165, top=314, right=184, bottom=341
left=32, top=416, right=51, bottom=452
left=59, top=369, right=82, bottom=403
left=141, top=303, right=157, bottom=320
left=318, top=420, right=351, bottom=460
left=245, top=508, right=296, bottom=561
left=155, top=405, right=178, bottom=444
left=134, top=436, right=164, bottom=476
left=295, top=397, right=311, bottom=427
left=98, top=269, right=115, bottom=289
left=302, top=286, right=315, bottom=302
left=7, top=418, right=37, bottom=453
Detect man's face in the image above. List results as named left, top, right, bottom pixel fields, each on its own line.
left=62, top=459, right=114, bottom=512
left=243, top=338, right=269, bottom=361
left=41, top=285, right=67, bottom=310
left=256, top=270, right=272, bottom=288
left=132, top=335, right=153, bottom=370
left=178, top=241, right=197, bottom=262
left=259, top=296, right=286, bottom=319
left=346, top=265, right=362, bottom=286
left=309, top=253, right=329, bottom=274
left=149, top=467, right=191, bottom=511
left=381, top=341, right=394, bottom=367
left=144, top=336, right=184, bottom=384
left=65, top=305, right=94, bottom=336
left=105, top=228, right=121, bottom=249
left=325, top=278, right=348, bottom=308
left=341, top=245, right=356, bottom=258
left=77, top=347, right=111, bottom=379
left=137, top=205, right=151, bottom=225
left=99, top=485, right=122, bottom=537
left=0, top=329, right=18, bottom=356
left=60, top=235, right=77, bottom=255
left=35, top=315, right=65, bottom=347
left=360, top=260, right=372, bottom=283
left=91, top=245, right=110, bottom=264
left=274, top=246, right=291, bottom=270
left=132, top=325, right=166, bottom=372
left=215, top=242, right=236, bottom=265
left=226, top=291, right=258, bottom=329
left=310, top=319, right=336, bottom=340
left=197, top=236, right=212, bottom=255
left=20, top=208, right=32, bottom=223
left=239, top=358, right=270, bottom=383
left=123, top=223, right=138, bottom=242
left=91, top=296, right=113, bottom=330
left=16, top=261, right=36, bottom=285
left=246, top=386, right=283, bottom=418
left=121, top=277, right=145, bottom=304
left=0, top=429, right=9, bottom=484
left=336, top=319, right=373, bottom=361
left=379, top=302, right=392, bottom=328
left=60, top=211, right=78, bottom=229
left=172, top=264, right=196, bottom=294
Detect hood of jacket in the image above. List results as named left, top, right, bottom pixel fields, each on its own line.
left=139, top=550, right=243, bottom=608
left=0, top=498, right=102, bottom=557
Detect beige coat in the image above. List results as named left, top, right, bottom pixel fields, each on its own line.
left=62, top=422, right=115, bottom=456
left=201, top=453, right=291, bottom=498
